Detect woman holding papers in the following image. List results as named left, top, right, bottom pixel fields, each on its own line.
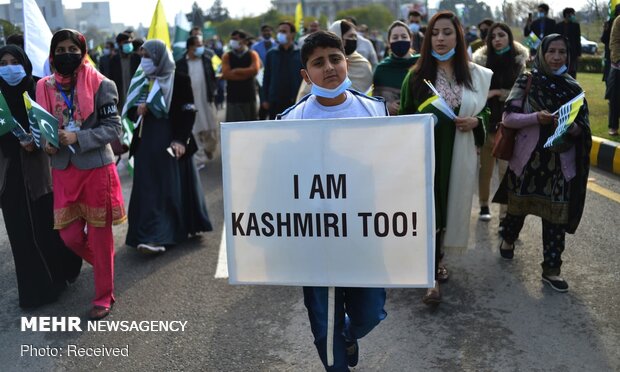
left=498, top=34, right=591, bottom=292
left=0, top=45, right=81, bottom=308
left=124, top=39, right=212, bottom=255
left=399, top=11, right=492, bottom=305
left=37, top=29, right=126, bottom=319
left=472, top=23, right=529, bottom=228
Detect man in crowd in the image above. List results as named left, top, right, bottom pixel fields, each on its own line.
left=408, top=10, right=424, bottom=53
left=556, top=7, right=581, bottom=78
left=252, top=24, right=277, bottom=120
left=98, top=40, right=116, bottom=79
left=297, top=20, right=320, bottom=45
left=110, top=32, right=140, bottom=108
left=524, top=3, right=556, bottom=54
left=221, top=30, right=261, bottom=121
left=177, top=36, right=219, bottom=167
left=263, top=21, right=303, bottom=119
left=469, top=19, right=494, bottom=54
left=608, top=13, right=620, bottom=136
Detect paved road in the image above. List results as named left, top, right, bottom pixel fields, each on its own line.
left=1, top=134, right=619, bottom=371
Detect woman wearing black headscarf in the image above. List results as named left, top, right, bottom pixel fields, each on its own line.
left=0, top=45, right=81, bottom=308
left=125, top=39, right=212, bottom=254
left=498, top=34, right=591, bottom=292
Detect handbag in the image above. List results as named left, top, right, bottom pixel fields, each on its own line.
left=492, top=73, right=533, bottom=160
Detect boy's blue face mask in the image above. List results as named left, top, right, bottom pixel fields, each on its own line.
left=306, top=73, right=352, bottom=99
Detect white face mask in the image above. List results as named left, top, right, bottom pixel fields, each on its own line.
left=229, top=39, right=240, bottom=50
left=141, top=57, right=157, bottom=75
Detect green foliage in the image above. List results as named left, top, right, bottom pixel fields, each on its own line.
left=438, top=0, right=493, bottom=26
left=578, top=55, right=604, bottom=73
left=213, top=9, right=290, bottom=40
left=576, top=72, right=611, bottom=140
left=0, top=19, right=22, bottom=39
left=335, top=4, right=395, bottom=32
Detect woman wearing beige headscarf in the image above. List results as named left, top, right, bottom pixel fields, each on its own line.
left=296, top=20, right=373, bottom=101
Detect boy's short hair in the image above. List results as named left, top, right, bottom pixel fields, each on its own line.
left=186, top=35, right=201, bottom=49
left=478, top=18, right=494, bottom=28
left=301, top=30, right=345, bottom=67
left=231, top=30, right=248, bottom=40
left=260, top=24, right=272, bottom=32
left=279, top=21, right=296, bottom=34
left=538, top=3, right=550, bottom=13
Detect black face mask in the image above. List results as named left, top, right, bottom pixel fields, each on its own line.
left=344, top=39, right=357, bottom=55
left=480, top=29, right=488, bottom=41
left=54, top=53, right=82, bottom=75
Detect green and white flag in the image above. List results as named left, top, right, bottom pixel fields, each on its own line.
left=525, top=32, right=541, bottom=50
left=173, top=11, right=191, bottom=61
left=0, top=91, right=18, bottom=136
left=23, top=91, right=59, bottom=148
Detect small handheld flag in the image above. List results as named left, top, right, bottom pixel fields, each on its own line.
left=23, top=91, right=59, bottom=148
left=419, top=79, right=457, bottom=120
left=544, top=92, right=585, bottom=149
left=525, top=32, right=541, bottom=50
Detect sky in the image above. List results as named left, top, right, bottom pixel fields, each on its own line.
left=0, top=0, right=593, bottom=28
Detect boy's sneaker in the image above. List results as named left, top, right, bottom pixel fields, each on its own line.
left=542, top=274, right=569, bottom=292
left=479, top=206, right=491, bottom=221
left=345, top=340, right=359, bottom=367
left=609, top=128, right=619, bottom=136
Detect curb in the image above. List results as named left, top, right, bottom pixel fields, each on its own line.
left=591, top=136, right=620, bottom=175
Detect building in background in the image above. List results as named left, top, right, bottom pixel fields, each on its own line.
left=0, top=0, right=112, bottom=33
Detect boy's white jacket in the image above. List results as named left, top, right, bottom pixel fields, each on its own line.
left=276, top=89, right=389, bottom=120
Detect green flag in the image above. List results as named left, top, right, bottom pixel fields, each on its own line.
left=23, top=91, right=59, bottom=148
left=173, top=11, right=191, bottom=61
left=0, top=91, right=18, bottom=136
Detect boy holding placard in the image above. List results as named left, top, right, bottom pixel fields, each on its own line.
left=277, top=31, right=388, bottom=372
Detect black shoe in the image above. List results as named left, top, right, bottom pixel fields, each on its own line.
left=498, top=240, right=514, bottom=260
left=345, top=340, right=359, bottom=367
left=542, top=274, right=569, bottom=292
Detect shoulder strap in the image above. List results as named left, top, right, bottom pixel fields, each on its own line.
left=521, top=73, right=533, bottom=112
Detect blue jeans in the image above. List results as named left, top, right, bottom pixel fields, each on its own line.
left=303, top=287, right=387, bottom=371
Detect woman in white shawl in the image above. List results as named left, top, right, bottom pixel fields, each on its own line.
left=296, top=20, right=373, bottom=101
left=399, top=11, right=492, bottom=305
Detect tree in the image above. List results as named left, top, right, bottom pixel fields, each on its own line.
left=494, top=6, right=503, bottom=22
left=207, top=0, right=230, bottom=23
left=0, top=19, right=22, bottom=39
left=438, top=0, right=493, bottom=26
left=188, top=2, right=205, bottom=28
left=335, top=4, right=394, bottom=32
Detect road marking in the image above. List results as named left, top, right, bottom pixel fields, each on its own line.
left=587, top=181, right=620, bottom=204
left=214, top=227, right=229, bottom=278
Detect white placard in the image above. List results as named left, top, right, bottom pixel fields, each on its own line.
left=221, top=114, right=435, bottom=288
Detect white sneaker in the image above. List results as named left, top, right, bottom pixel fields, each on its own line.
left=137, top=243, right=166, bottom=254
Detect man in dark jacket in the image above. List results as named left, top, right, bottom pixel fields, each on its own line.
left=263, top=21, right=303, bottom=119
left=555, top=8, right=581, bottom=78
left=110, top=32, right=141, bottom=108
left=176, top=36, right=219, bottom=166
left=524, top=3, right=556, bottom=55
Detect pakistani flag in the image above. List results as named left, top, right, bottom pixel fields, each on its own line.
left=173, top=11, right=191, bottom=61
left=544, top=92, right=585, bottom=149
left=0, top=91, right=18, bottom=136
left=122, top=66, right=169, bottom=120
left=418, top=79, right=457, bottom=122
left=23, top=92, right=59, bottom=148
left=525, top=32, right=541, bottom=50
